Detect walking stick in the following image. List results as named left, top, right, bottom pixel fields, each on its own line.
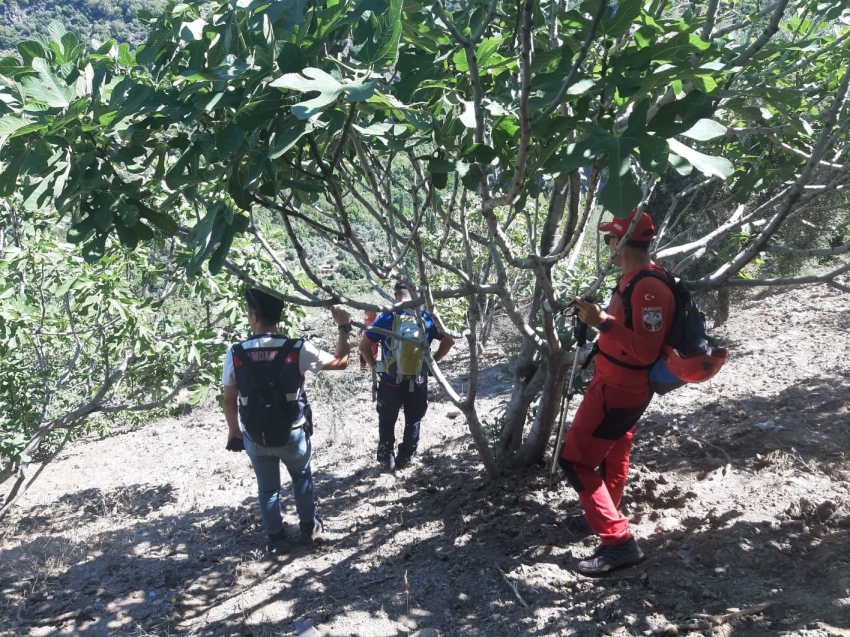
left=548, top=318, right=588, bottom=488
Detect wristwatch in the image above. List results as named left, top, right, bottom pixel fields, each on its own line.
left=597, top=316, right=614, bottom=333
left=337, top=323, right=353, bottom=333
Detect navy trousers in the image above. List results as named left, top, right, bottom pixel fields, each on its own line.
left=376, top=376, right=428, bottom=463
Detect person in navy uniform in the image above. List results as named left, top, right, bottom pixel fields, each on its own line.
left=359, top=282, right=454, bottom=472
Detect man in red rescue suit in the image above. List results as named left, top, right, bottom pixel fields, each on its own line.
left=559, top=208, right=675, bottom=574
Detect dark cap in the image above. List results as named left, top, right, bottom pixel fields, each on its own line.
left=394, top=281, right=410, bottom=292
left=245, top=288, right=284, bottom=323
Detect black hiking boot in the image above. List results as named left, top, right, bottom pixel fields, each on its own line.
left=395, top=454, right=414, bottom=470
left=300, top=517, right=324, bottom=545
left=379, top=453, right=396, bottom=473
left=578, top=538, right=644, bottom=575
left=267, top=528, right=291, bottom=554
left=561, top=514, right=593, bottom=539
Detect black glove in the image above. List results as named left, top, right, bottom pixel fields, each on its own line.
left=572, top=294, right=598, bottom=347
left=573, top=317, right=588, bottom=347
left=226, top=436, right=245, bottom=452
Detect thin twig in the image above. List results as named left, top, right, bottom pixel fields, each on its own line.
left=827, top=279, right=850, bottom=294
left=533, top=0, right=608, bottom=127
left=644, top=602, right=772, bottom=635
left=496, top=565, right=530, bottom=608
left=19, top=607, right=94, bottom=626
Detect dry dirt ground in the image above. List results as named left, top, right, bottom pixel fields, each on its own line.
left=2, top=285, right=850, bottom=637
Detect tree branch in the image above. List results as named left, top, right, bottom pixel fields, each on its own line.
left=695, top=66, right=850, bottom=287
left=768, top=134, right=847, bottom=170
left=247, top=207, right=322, bottom=302
left=1, top=353, right=132, bottom=491
left=656, top=187, right=792, bottom=261
left=712, top=1, right=780, bottom=39
left=756, top=30, right=850, bottom=88
left=221, top=258, right=330, bottom=307
left=332, top=103, right=357, bottom=172
left=99, top=368, right=197, bottom=413
left=689, top=260, right=850, bottom=291
left=827, top=279, right=850, bottom=294
left=653, top=178, right=717, bottom=250
left=485, top=0, right=534, bottom=212
left=765, top=242, right=850, bottom=258
left=471, top=0, right=499, bottom=43
left=728, top=0, right=791, bottom=68
left=0, top=429, right=73, bottom=520
left=533, top=0, right=608, bottom=127
left=700, top=0, right=720, bottom=41
left=432, top=0, right=470, bottom=46
left=727, top=125, right=792, bottom=135
left=339, top=167, right=476, bottom=285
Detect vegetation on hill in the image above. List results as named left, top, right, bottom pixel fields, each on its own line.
left=0, top=0, right=163, bottom=52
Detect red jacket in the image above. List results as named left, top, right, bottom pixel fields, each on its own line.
left=595, top=264, right=675, bottom=390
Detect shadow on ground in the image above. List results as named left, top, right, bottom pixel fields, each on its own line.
left=1, top=367, right=849, bottom=636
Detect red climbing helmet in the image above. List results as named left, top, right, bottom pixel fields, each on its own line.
left=661, top=344, right=728, bottom=383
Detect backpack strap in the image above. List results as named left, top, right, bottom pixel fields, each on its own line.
left=615, top=269, right=676, bottom=329
left=581, top=342, right=655, bottom=371
left=597, top=348, right=654, bottom=370
left=232, top=338, right=298, bottom=383
left=231, top=343, right=253, bottom=372
left=391, top=312, right=404, bottom=384
left=595, top=268, right=676, bottom=371
left=408, top=313, right=426, bottom=382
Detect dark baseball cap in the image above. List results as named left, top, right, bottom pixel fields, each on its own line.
left=245, top=288, right=283, bottom=322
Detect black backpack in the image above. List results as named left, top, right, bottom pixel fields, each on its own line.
left=232, top=340, right=305, bottom=446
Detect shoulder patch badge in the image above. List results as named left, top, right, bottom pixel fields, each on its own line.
left=642, top=307, right=663, bottom=332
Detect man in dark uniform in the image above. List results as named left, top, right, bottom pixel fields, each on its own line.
left=560, top=209, right=676, bottom=574
left=359, top=282, right=454, bottom=471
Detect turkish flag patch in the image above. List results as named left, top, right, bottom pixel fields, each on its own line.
left=642, top=307, right=663, bottom=332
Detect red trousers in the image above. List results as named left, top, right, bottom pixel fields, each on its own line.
left=559, top=378, right=652, bottom=546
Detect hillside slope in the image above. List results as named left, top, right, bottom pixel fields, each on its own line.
left=1, top=284, right=849, bottom=636
left=0, top=0, right=162, bottom=53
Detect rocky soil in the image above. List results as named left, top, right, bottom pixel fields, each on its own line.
left=2, top=284, right=849, bottom=637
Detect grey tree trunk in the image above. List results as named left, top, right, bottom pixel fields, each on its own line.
left=496, top=289, right=543, bottom=459
left=516, top=351, right=569, bottom=465
left=513, top=175, right=580, bottom=465
left=496, top=174, right=582, bottom=467
left=496, top=336, right=543, bottom=460
left=463, top=405, right=501, bottom=479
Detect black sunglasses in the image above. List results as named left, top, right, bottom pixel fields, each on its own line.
left=603, top=233, right=619, bottom=243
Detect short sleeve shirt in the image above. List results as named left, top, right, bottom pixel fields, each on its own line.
left=221, top=335, right=333, bottom=387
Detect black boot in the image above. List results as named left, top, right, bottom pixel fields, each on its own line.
left=300, top=517, right=324, bottom=545
left=267, top=528, right=291, bottom=553
left=578, top=538, right=644, bottom=575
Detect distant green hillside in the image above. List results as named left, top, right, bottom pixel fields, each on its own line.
left=0, top=0, right=164, bottom=53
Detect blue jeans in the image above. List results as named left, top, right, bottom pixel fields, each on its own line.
left=242, top=428, right=315, bottom=535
